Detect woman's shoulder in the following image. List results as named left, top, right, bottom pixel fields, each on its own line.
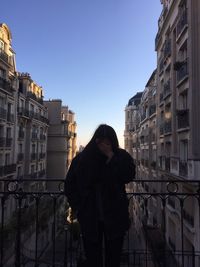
left=117, top=148, right=132, bottom=158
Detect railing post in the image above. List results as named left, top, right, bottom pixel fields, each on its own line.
left=15, top=195, right=22, bottom=267
left=161, top=197, right=167, bottom=267
left=0, top=196, right=5, bottom=267
left=52, top=196, right=57, bottom=267
left=180, top=198, right=185, bottom=267
left=35, top=196, right=39, bottom=267
left=64, top=224, right=68, bottom=267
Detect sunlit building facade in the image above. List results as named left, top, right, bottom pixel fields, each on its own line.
left=0, top=23, right=49, bottom=223
left=44, top=99, right=77, bottom=181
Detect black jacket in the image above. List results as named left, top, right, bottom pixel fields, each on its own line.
left=65, top=148, right=135, bottom=241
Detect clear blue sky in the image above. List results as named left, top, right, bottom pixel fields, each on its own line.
left=1, top=0, right=162, bottom=148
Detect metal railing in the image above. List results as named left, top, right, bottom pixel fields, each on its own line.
left=1, top=178, right=200, bottom=267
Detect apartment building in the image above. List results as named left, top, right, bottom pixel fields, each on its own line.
left=156, top=0, right=200, bottom=258
left=0, top=23, right=49, bottom=223
left=0, top=23, right=17, bottom=180
left=125, top=0, right=200, bottom=264
left=0, top=23, right=18, bottom=223
left=124, top=92, right=142, bottom=158
left=17, top=73, right=48, bottom=184
left=44, top=99, right=77, bottom=181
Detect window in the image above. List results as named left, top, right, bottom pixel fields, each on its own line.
left=0, top=126, right=3, bottom=137
left=5, top=153, right=10, bottom=165
left=179, top=91, right=187, bottom=109
left=180, top=140, right=188, bottom=161
left=17, top=166, right=22, bottom=177
left=18, top=143, right=23, bottom=153
left=7, top=102, right=12, bottom=114
left=0, top=96, right=5, bottom=107
left=6, top=127, right=11, bottom=138
left=0, top=68, right=6, bottom=79
left=32, top=144, right=36, bottom=153
left=0, top=154, right=3, bottom=166
left=31, top=165, right=35, bottom=174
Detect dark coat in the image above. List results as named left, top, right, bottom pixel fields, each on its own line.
left=65, top=147, right=135, bottom=241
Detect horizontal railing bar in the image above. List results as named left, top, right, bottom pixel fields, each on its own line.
left=1, top=178, right=200, bottom=183
left=0, top=192, right=199, bottom=196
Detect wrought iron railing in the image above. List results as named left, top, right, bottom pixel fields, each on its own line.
left=1, top=178, right=200, bottom=267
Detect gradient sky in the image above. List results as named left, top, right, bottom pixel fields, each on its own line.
left=1, top=0, right=162, bottom=148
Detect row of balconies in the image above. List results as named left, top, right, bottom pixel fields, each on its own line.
left=140, top=107, right=189, bottom=133
left=15, top=170, right=46, bottom=180
left=18, top=129, right=46, bottom=141
left=17, top=107, right=49, bottom=124
left=155, top=7, right=187, bottom=48
left=0, top=134, right=47, bottom=148
left=138, top=156, right=188, bottom=177
left=159, top=111, right=189, bottom=135
left=16, top=152, right=46, bottom=163
left=159, top=58, right=188, bottom=85
left=27, top=91, right=44, bottom=105
left=31, top=152, right=46, bottom=161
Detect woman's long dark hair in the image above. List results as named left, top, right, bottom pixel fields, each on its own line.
left=83, top=124, right=119, bottom=157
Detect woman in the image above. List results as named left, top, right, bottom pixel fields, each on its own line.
left=65, top=124, right=135, bottom=267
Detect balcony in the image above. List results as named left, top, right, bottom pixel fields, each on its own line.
left=0, top=178, right=200, bottom=267
left=165, top=157, right=171, bottom=172
left=179, top=160, right=188, bottom=177
left=176, top=10, right=187, bottom=38
left=39, top=153, right=46, bottom=160
left=7, top=113, right=15, bottom=123
left=18, top=130, right=25, bottom=139
left=163, top=80, right=171, bottom=99
left=5, top=138, right=12, bottom=148
left=17, top=107, right=30, bottom=118
left=27, top=91, right=44, bottom=105
left=31, top=153, right=37, bottom=161
left=0, top=77, right=14, bottom=95
left=0, top=164, right=16, bottom=176
left=164, top=120, right=172, bottom=134
left=177, top=109, right=189, bottom=129
left=0, top=107, right=6, bottom=120
left=31, top=133, right=38, bottom=140
left=176, top=59, right=188, bottom=84
left=149, top=104, right=156, bottom=116
left=159, top=57, right=164, bottom=74
left=163, top=39, right=171, bottom=59
left=0, top=137, right=5, bottom=147
left=17, top=153, right=24, bottom=162
left=39, top=134, right=46, bottom=141
left=0, top=48, right=9, bottom=63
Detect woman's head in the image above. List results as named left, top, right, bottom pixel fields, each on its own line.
left=89, top=124, right=119, bottom=152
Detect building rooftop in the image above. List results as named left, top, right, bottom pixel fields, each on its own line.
left=127, top=92, right=143, bottom=106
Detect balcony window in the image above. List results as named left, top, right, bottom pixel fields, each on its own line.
left=176, top=5, right=187, bottom=37
left=0, top=40, right=9, bottom=63
left=17, top=153, right=24, bottom=162
left=163, top=38, right=171, bottom=58
left=163, top=79, right=171, bottom=99
left=179, top=140, right=188, bottom=176
left=0, top=67, right=6, bottom=79
left=177, top=109, right=189, bottom=129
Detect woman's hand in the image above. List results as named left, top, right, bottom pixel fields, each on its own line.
left=96, top=138, right=114, bottom=162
